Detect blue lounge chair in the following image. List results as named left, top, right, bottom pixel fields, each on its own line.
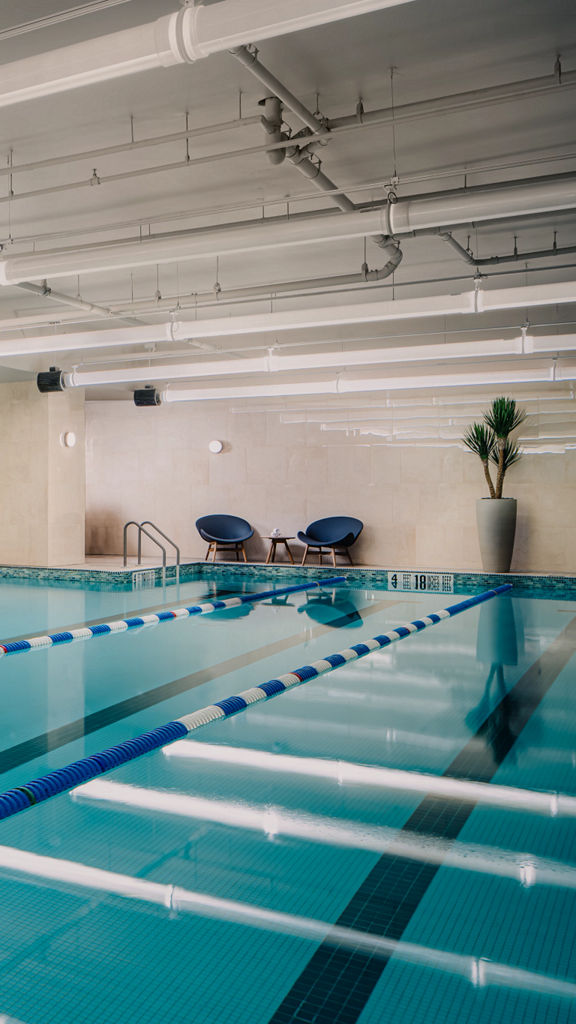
left=297, top=516, right=363, bottom=566
left=196, top=514, right=254, bottom=562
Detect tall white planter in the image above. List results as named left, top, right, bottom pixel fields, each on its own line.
left=476, top=497, right=517, bottom=573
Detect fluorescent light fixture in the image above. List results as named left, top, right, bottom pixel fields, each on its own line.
left=72, top=778, right=576, bottom=891
left=163, top=741, right=576, bottom=817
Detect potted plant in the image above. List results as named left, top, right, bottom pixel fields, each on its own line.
left=462, top=396, right=526, bottom=572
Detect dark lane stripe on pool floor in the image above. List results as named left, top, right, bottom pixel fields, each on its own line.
left=0, top=599, right=398, bottom=777
left=269, top=614, right=576, bottom=1024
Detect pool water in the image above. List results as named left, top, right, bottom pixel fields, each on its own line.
left=0, top=575, right=574, bottom=1024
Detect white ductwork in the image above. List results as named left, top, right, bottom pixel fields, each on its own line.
left=10, top=281, right=576, bottom=361
left=149, top=360, right=576, bottom=402
left=2, top=176, right=574, bottom=284
left=0, top=0, right=416, bottom=109
left=43, top=332, right=576, bottom=390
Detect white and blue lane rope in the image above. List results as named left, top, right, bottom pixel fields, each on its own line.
left=0, top=576, right=346, bottom=657
left=0, top=584, right=511, bottom=822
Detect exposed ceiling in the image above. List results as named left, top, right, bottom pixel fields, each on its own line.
left=0, top=0, right=574, bottom=447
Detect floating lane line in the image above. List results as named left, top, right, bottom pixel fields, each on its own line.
left=0, top=576, right=346, bottom=657
left=0, top=584, right=511, bottom=823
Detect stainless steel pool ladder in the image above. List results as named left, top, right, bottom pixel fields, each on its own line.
left=123, top=520, right=180, bottom=584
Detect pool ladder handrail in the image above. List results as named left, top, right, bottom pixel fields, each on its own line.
left=123, top=520, right=180, bottom=583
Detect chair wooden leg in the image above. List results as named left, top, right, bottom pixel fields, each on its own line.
left=205, top=544, right=211, bottom=561
left=212, top=543, right=217, bottom=562
left=346, top=547, right=354, bottom=565
left=241, top=543, right=247, bottom=562
left=301, top=545, right=309, bottom=566
left=331, top=547, right=337, bottom=568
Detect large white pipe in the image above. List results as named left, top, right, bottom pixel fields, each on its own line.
left=0, top=0, right=415, bottom=109
left=156, top=361, right=576, bottom=402
left=65, top=336, right=538, bottom=388
left=9, top=281, right=576, bottom=362
left=2, top=176, right=575, bottom=284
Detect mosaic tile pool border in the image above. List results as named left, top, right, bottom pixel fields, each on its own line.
left=0, top=561, right=574, bottom=597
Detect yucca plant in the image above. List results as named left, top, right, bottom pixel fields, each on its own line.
left=462, top=397, right=526, bottom=499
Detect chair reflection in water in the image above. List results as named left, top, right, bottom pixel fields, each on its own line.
left=298, top=589, right=364, bottom=628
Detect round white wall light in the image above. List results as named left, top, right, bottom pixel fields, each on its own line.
left=208, top=439, right=224, bottom=454
left=61, top=431, right=77, bottom=448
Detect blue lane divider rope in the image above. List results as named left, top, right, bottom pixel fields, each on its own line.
left=0, top=576, right=346, bottom=657
left=0, top=584, right=511, bottom=822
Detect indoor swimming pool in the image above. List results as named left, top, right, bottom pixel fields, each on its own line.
left=0, top=572, right=574, bottom=1024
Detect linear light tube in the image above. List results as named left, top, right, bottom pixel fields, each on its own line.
left=0, top=843, right=573, bottom=999
left=163, top=742, right=576, bottom=817
left=72, top=779, right=576, bottom=892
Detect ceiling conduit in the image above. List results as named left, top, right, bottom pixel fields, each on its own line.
left=23, top=279, right=576, bottom=365
left=0, top=0, right=416, bottom=109
left=49, top=334, right=574, bottom=390
left=1, top=174, right=575, bottom=284
left=133, top=361, right=576, bottom=405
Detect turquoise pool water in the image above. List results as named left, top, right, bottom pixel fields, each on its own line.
left=0, top=575, right=574, bottom=1024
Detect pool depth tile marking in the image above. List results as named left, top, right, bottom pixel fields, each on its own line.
left=0, top=577, right=346, bottom=657
left=0, top=586, right=510, bottom=821
left=267, top=609, right=576, bottom=1024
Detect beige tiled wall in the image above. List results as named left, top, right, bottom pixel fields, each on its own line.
left=85, top=399, right=576, bottom=573
left=0, top=382, right=85, bottom=566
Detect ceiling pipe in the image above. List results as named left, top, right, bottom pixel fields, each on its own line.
left=139, top=360, right=576, bottom=404
left=0, top=0, right=416, bottom=109
left=20, top=279, right=576, bottom=366
left=231, top=50, right=402, bottom=270
left=3, top=258, right=576, bottom=335
left=50, top=333, right=569, bottom=390
left=0, top=115, right=260, bottom=180
left=232, top=46, right=329, bottom=138
left=15, top=281, right=144, bottom=327
left=440, top=231, right=576, bottom=267
left=328, top=69, right=576, bottom=132
left=0, top=68, right=572, bottom=187
left=259, top=96, right=286, bottom=166
left=1, top=173, right=574, bottom=284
